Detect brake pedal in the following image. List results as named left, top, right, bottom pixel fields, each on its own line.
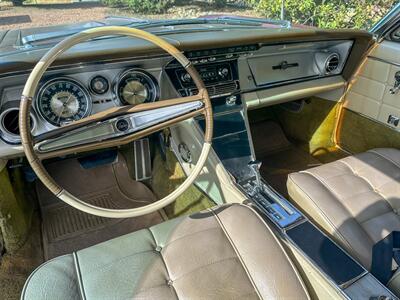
left=134, top=138, right=152, bottom=181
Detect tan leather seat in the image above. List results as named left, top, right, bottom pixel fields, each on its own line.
left=22, top=204, right=309, bottom=299
left=287, top=148, right=400, bottom=272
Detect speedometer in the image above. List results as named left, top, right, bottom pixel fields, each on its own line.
left=116, top=69, right=159, bottom=105
left=37, top=79, right=91, bottom=127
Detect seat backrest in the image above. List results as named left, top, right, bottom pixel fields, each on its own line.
left=288, top=148, right=400, bottom=270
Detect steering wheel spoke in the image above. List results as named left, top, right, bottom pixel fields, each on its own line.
left=34, top=92, right=206, bottom=159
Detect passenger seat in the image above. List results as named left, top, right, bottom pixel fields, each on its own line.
left=287, top=148, right=400, bottom=293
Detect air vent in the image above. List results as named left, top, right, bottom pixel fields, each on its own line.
left=0, top=108, right=35, bottom=144
left=325, top=53, right=340, bottom=74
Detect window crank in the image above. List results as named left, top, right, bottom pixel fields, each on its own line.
left=389, top=71, right=400, bottom=95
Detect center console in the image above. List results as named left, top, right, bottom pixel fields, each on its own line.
left=166, top=46, right=257, bottom=179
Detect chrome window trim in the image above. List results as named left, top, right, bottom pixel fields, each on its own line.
left=370, top=2, right=400, bottom=41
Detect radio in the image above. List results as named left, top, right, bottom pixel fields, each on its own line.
left=166, top=59, right=240, bottom=98
left=175, top=63, right=233, bottom=88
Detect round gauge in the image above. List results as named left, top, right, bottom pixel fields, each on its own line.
left=90, top=75, right=109, bottom=95
left=116, top=70, right=159, bottom=105
left=37, top=79, right=91, bottom=127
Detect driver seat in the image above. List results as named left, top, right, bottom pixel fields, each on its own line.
left=22, top=204, right=309, bottom=300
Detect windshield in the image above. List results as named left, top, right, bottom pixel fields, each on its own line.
left=0, top=0, right=398, bottom=39
left=17, top=17, right=290, bottom=47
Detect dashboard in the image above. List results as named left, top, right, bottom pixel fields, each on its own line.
left=0, top=59, right=165, bottom=146
left=0, top=28, right=372, bottom=159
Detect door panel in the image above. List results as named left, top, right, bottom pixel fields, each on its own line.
left=344, top=40, right=400, bottom=127
left=339, top=39, right=400, bottom=153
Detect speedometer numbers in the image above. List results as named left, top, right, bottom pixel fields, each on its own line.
left=37, top=70, right=159, bottom=127
left=116, top=70, right=159, bottom=105
left=38, top=79, right=91, bottom=127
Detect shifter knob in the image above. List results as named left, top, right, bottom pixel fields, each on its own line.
left=248, top=160, right=262, bottom=171
left=248, top=160, right=262, bottom=190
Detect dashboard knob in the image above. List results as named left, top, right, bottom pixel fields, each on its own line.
left=181, top=73, right=191, bottom=82
left=218, top=67, right=229, bottom=78
left=115, top=119, right=130, bottom=132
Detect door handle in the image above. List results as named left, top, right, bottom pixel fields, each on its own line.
left=272, top=61, right=299, bottom=70
left=389, top=71, right=400, bottom=94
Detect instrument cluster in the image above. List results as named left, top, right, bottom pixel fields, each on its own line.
left=35, top=69, right=159, bottom=127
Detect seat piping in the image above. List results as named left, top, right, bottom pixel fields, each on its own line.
left=210, top=208, right=262, bottom=300
left=73, top=252, right=86, bottom=300
left=148, top=227, right=179, bottom=300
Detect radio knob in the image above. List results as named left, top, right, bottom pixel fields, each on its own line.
left=181, top=73, right=191, bottom=82
left=218, top=67, right=229, bottom=78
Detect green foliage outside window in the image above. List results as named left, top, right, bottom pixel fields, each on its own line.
left=101, top=0, right=175, bottom=13
left=101, top=0, right=227, bottom=14
left=248, top=0, right=397, bottom=29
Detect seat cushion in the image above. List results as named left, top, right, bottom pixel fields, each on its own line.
left=22, top=204, right=309, bottom=300
left=287, top=148, right=400, bottom=270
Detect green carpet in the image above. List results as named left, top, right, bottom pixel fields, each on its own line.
left=339, top=108, right=400, bottom=153
left=152, top=149, right=216, bottom=219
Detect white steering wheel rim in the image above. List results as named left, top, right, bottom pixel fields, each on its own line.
left=19, top=26, right=213, bottom=218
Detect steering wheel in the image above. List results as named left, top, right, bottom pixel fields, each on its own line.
left=19, top=26, right=213, bottom=218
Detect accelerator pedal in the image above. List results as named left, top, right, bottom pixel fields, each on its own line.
left=134, top=138, right=152, bottom=181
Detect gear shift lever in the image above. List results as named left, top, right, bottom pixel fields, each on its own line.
left=248, top=160, right=262, bottom=192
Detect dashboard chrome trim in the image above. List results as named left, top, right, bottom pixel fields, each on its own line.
left=36, top=100, right=203, bottom=153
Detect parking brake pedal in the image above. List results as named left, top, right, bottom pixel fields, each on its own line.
left=134, top=138, right=152, bottom=181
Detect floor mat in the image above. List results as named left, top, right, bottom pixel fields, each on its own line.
left=259, top=147, right=322, bottom=197
left=251, top=121, right=291, bottom=155
left=37, top=153, right=164, bottom=259
left=251, top=121, right=322, bottom=197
